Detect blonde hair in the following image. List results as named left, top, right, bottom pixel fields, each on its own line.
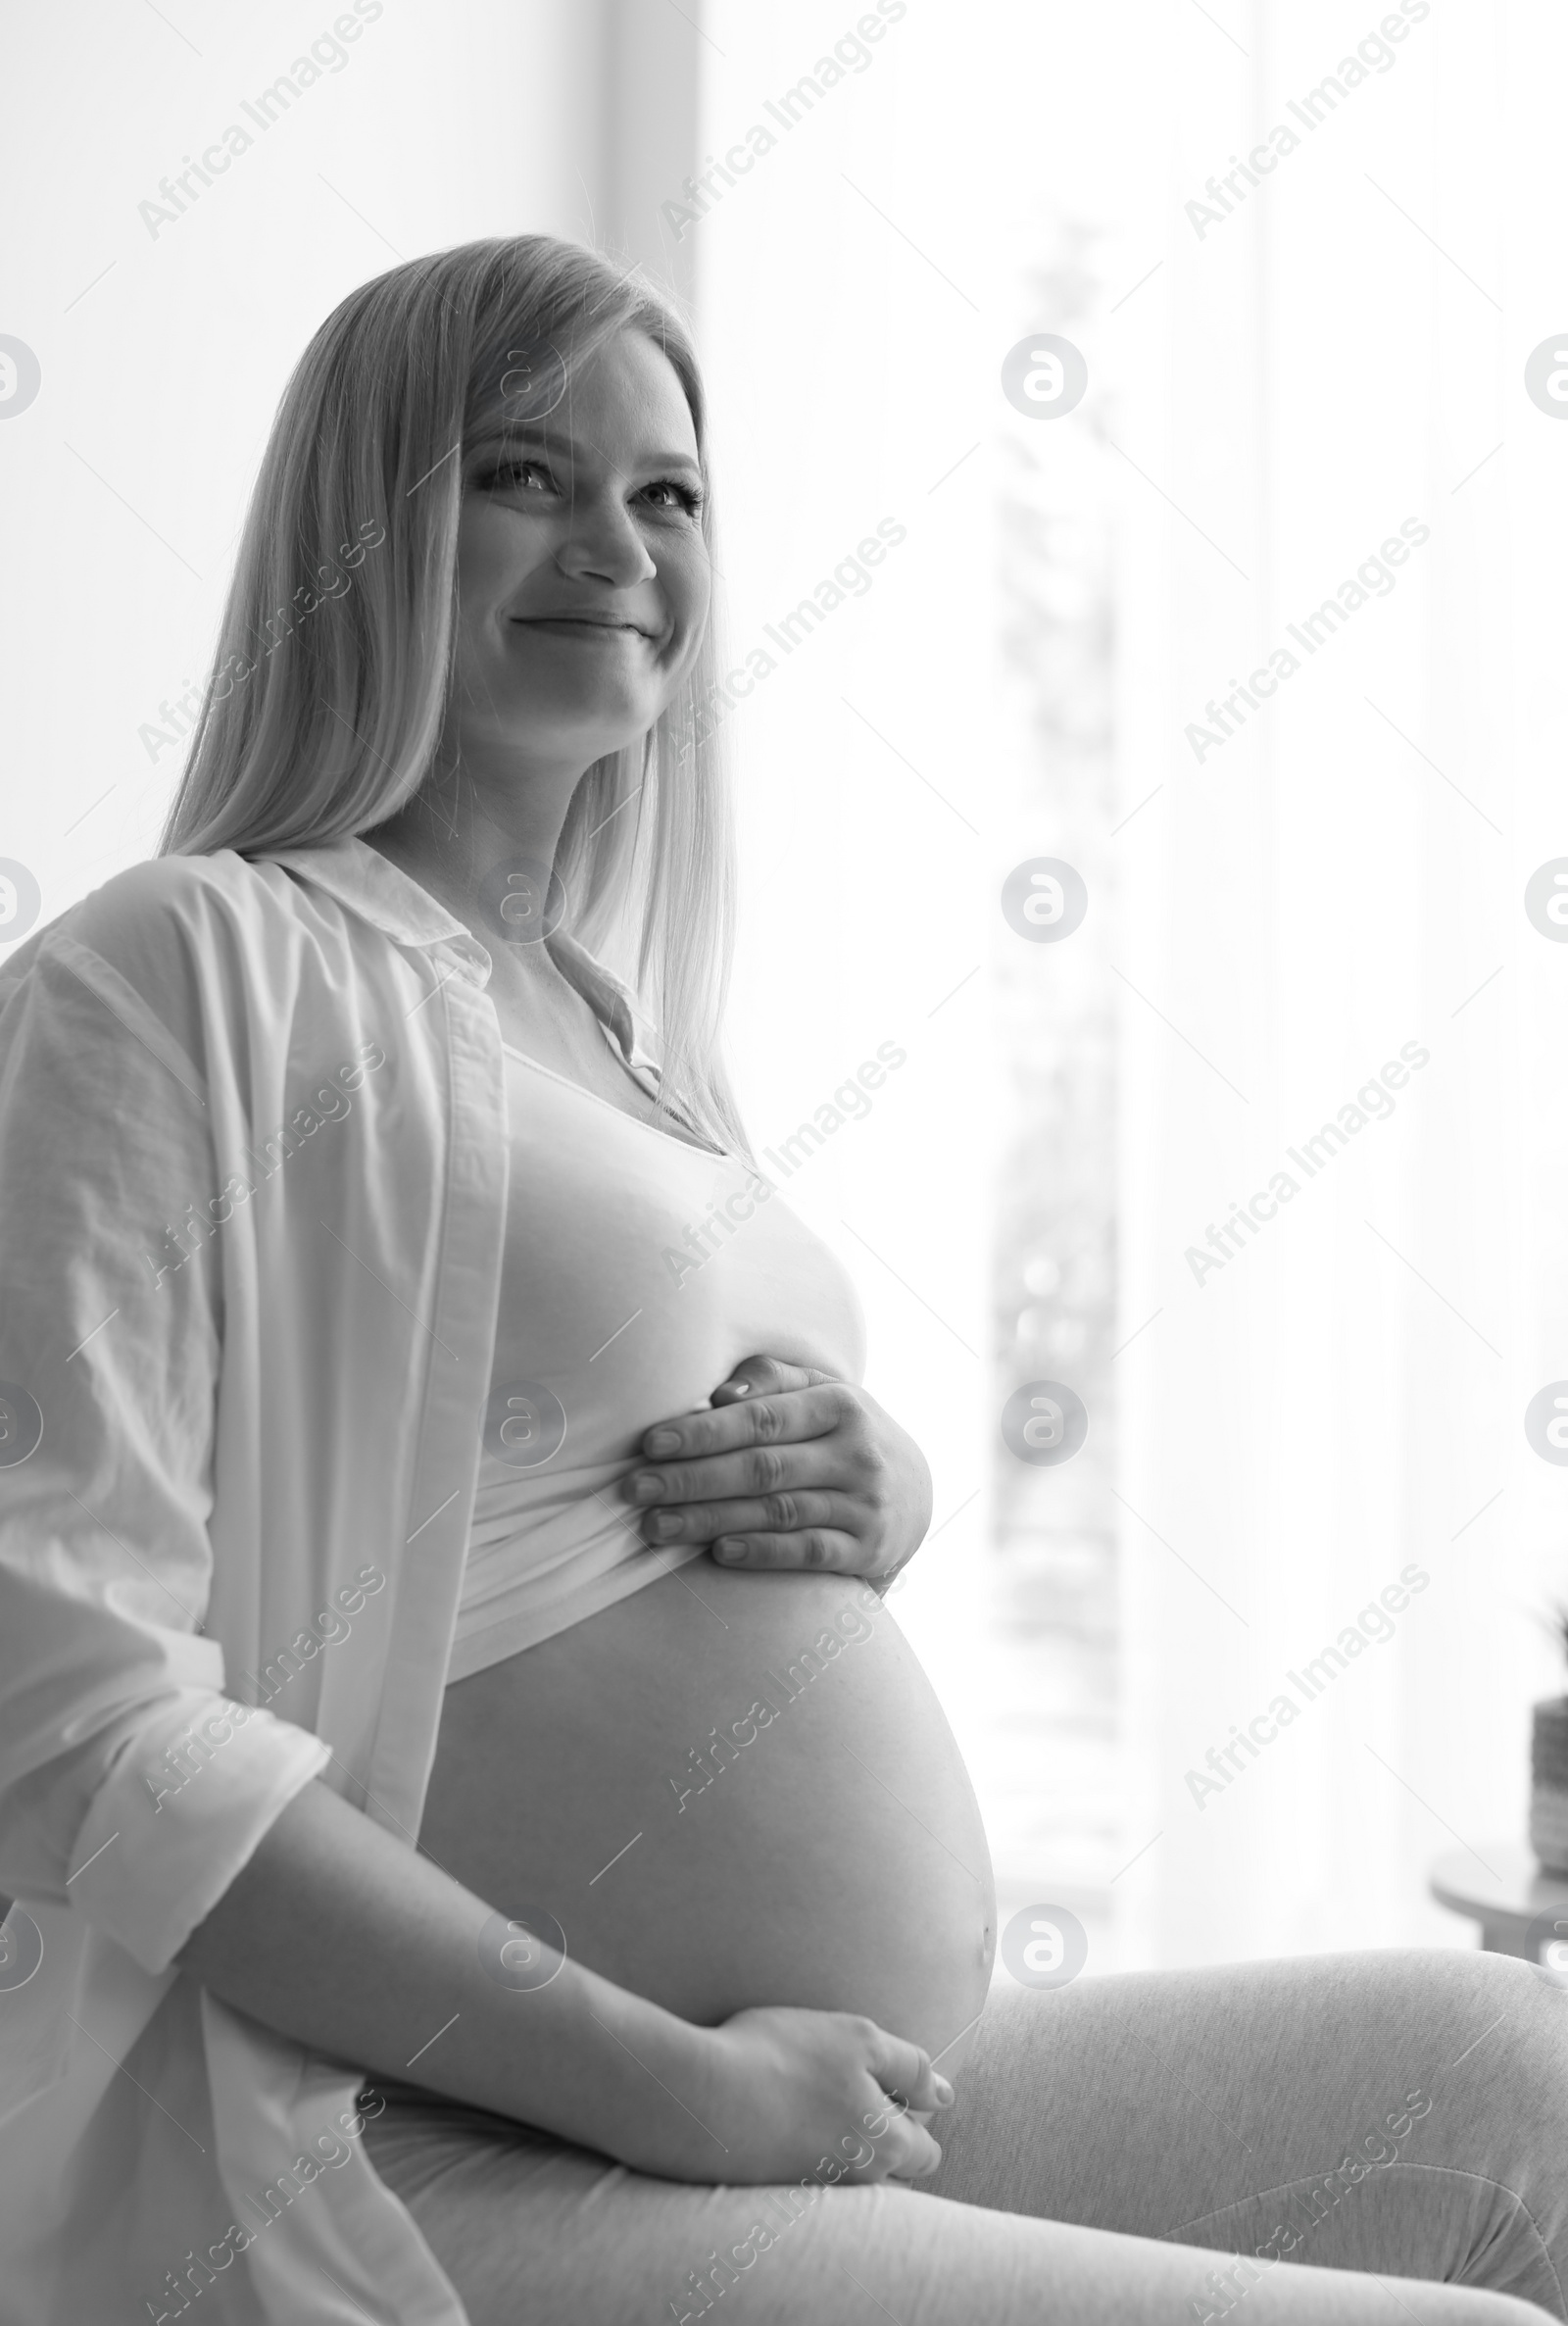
left=158, top=235, right=749, bottom=1160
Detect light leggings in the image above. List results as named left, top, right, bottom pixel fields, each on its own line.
left=361, top=1947, right=1568, bottom=2325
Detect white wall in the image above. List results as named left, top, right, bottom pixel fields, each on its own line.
left=0, top=0, right=645, bottom=912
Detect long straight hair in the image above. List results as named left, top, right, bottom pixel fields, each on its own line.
left=158, top=236, right=750, bottom=1161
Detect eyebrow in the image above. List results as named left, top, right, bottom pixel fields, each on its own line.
left=484, top=421, right=703, bottom=471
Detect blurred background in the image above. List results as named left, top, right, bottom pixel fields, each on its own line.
left=4, top=0, right=1565, bottom=1971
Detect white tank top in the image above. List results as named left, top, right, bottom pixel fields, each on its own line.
left=448, top=1036, right=867, bottom=1682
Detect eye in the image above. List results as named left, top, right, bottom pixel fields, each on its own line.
left=642, top=477, right=706, bottom=517
left=479, top=457, right=557, bottom=496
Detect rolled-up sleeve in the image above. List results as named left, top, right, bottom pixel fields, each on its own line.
left=0, top=909, right=329, bottom=1975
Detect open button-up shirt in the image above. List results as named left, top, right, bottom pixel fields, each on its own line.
left=0, top=835, right=658, bottom=2324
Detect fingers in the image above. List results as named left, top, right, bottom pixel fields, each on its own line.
left=878, top=2113, right=944, bottom=2182
left=820, top=2087, right=941, bottom=2186
left=640, top=1490, right=855, bottom=1542
left=634, top=1485, right=859, bottom=1547
left=623, top=1427, right=856, bottom=1515
left=632, top=1379, right=851, bottom=1474
left=849, top=2092, right=943, bottom=2183
left=711, top=1530, right=865, bottom=1571
left=865, top=2030, right=955, bottom=2118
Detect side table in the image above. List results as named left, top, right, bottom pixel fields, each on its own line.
left=1430, top=1842, right=1568, bottom=1960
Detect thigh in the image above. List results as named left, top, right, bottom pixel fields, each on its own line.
left=361, top=2072, right=1557, bottom=2326
left=925, top=1948, right=1568, bottom=2316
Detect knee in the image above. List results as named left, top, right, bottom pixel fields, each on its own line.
left=1421, top=1954, right=1568, bottom=2319
left=1437, top=2293, right=1562, bottom=2326
left=1424, top=1946, right=1542, bottom=2009
left=1456, top=1947, right=1568, bottom=2104
left=1412, top=1947, right=1567, bottom=2084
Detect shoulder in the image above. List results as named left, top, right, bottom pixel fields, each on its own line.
left=0, top=852, right=326, bottom=1071
left=8, top=851, right=313, bottom=988
left=67, top=850, right=298, bottom=957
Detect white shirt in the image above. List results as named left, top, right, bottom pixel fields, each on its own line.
left=0, top=835, right=655, bottom=2325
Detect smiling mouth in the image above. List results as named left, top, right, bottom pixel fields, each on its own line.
left=514, top=616, right=654, bottom=637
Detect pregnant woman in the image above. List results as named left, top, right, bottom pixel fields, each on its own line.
left=1, top=239, right=1567, bottom=2326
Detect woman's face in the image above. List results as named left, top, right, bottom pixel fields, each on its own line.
left=446, top=327, right=710, bottom=777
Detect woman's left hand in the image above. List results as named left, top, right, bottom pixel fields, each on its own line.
left=619, top=1356, right=933, bottom=1583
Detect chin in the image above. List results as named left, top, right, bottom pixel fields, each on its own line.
left=472, top=694, right=661, bottom=766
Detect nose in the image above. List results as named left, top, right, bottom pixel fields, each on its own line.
left=555, top=491, right=659, bottom=592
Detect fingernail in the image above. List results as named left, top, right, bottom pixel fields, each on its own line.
left=932, top=2076, right=955, bottom=2106
left=646, top=1428, right=679, bottom=1456
left=732, top=1380, right=751, bottom=1396
left=647, top=1511, right=681, bottom=1540
left=714, top=1540, right=746, bottom=1560
left=629, top=1472, right=662, bottom=1501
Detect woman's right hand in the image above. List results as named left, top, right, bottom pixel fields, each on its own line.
left=628, top=2004, right=954, bottom=2187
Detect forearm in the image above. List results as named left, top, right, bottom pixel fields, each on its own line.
left=173, top=1776, right=714, bottom=2171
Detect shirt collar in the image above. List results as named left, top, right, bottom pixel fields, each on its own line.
left=259, top=834, right=658, bottom=1075
left=262, top=834, right=477, bottom=953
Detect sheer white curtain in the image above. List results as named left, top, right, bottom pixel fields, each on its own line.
left=1114, top=0, right=1559, bottom=1964
left=696, top=0, right=1568, bottom=1969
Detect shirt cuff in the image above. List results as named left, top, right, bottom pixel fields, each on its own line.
left=64, top=1690, right=332, bottom=1974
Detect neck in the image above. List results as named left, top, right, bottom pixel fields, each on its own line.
left=366, top=748, right=590, bottom=973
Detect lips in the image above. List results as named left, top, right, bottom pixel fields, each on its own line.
left=513, top=613, right=654, bottom=636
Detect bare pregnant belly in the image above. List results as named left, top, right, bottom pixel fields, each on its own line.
left=417, top=1562, right=996, bottom=2073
